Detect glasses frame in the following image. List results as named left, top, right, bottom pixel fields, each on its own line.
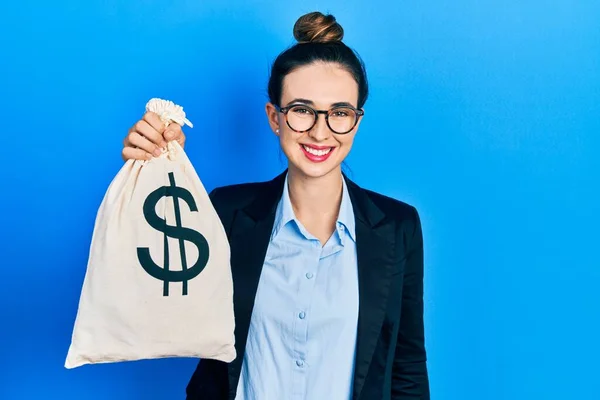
left=275, top=103, right=365, bottom=135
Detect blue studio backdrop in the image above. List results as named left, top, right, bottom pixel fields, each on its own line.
left=1, top=1, right=598, bottom=399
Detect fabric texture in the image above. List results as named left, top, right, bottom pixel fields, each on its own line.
left=65, top=138, right=236, bottom=369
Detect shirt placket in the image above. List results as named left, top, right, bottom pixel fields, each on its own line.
left=291, top=240, right=321, bottom=400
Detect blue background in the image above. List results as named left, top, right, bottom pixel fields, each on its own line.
left=1, top=1, right=598, bottom=399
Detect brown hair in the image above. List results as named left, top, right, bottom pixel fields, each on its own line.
left=293, top=12, right=344, bottom=43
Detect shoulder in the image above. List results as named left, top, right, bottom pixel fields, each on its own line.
left=353, top=181, right=421, bottom=227
left=205, top=179, right=273, bottom=235
left=353, top=183, right=423, bottom=245
left=363, top=187, right=419, bottom=221
left=208, top=178, right=274, bottom=214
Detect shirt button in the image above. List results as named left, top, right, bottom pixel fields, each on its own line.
left=299, top=311, right=306, bottom=319
left=296, top=359, right=304, bottom=367
left=305, top=272, right=314, bottom=279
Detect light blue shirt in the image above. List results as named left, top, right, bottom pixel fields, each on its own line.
left=235, top=173, right=360, bottom=400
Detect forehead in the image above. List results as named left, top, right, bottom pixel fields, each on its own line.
left=281, top=62, right=359, bottom=107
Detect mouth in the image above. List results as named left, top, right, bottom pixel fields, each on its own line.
left=300, top=144, right=335, bottom=163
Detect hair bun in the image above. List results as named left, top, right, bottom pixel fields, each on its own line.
left=293, top=12, right=344, bottom=44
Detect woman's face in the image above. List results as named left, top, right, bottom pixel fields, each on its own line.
left=266, top=62, right=362, bottom=180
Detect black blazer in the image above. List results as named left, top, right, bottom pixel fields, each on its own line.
left=186, top=170, right=430, bottom=400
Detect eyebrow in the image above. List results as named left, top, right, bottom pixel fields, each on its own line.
left=284, top=98, right=357, bottom=108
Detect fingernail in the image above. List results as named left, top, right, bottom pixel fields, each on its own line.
left=153, top=148, right=161, bottom=157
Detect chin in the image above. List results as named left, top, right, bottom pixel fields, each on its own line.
left=295, top=166, right=336, bottom=179
left=288, top=156, right=341, bottom=180
left=282, top=142, right=348, bottom=179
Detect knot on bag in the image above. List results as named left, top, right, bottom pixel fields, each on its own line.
left=145, top=98, right=194, bottom=161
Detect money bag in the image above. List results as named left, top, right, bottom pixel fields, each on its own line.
left=65, top=99, right=236, bottom=369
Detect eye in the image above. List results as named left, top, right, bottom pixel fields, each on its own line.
left=331, top=108, right=352, bottom=117
left=291, top=106, right=313, bottom=115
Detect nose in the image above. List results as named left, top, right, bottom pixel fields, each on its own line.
left=307, top=113, right=331, bottom=141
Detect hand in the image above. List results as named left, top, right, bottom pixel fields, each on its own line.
left=122, top=112, right=186, bottom=161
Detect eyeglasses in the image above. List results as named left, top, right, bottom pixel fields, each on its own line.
left=275, top=103, right=364, bottom=135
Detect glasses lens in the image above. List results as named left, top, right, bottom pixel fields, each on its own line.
left=328, top=107, right=357, bottom=134
left=287, top=105, right=316, bottom=132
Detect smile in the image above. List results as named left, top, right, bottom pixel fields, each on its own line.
left=302, top=144, right=332, bottom=156
left=300, top=144, right=335, bottom=162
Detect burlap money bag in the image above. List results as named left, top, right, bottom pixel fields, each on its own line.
left=65, top=100, right=236, bottom=368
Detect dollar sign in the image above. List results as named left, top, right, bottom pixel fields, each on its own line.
left=137, top=172, right=209, bottom=296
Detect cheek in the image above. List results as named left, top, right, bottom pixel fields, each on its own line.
left=278, top=130, right=301, bottom=153
left=337, top=134, right=356, bottom=152
left=279, top=130, right=295, bottom=144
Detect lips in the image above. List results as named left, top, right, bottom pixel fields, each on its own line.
left=300, top=144, right=335, bottom=163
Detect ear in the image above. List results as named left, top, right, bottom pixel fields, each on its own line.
left=265, top=102, right=281, bottom=136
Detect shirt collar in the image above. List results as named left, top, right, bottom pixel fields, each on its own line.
left=271, top=173, right=356, bottom=243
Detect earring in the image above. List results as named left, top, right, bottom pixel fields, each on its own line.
left=275, top=129, right=280, bottom=133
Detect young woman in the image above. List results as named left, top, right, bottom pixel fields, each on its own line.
left=122, top=11, right=429, bottom=400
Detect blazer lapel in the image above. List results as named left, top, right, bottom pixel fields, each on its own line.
left=344, top=175, right=396, bottom=400
left=226, top=171, right=287, bottom=398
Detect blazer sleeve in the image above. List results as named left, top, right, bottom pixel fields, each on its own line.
left=392, top=206, right=430, bottom=399
left=186, top=187, right=231, bottom=399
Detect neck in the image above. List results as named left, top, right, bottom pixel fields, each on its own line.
left=286, top=165, right=343, bottom=227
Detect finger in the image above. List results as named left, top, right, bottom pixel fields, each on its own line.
left=127, top=132, right=162, bottom=157
left=164, top=124, right=184, bottom=142
left=177, top=132, right=186, bottom=147
left=168, top=128, right=186, bottom=148
left=133, top=119, right=166, bottom=148
left=122, top=146, right=152, bottom=161
left=143, top=112, right=166, bottom=134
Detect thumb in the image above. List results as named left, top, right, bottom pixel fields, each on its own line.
left=163, top=123, right=183, bottom=142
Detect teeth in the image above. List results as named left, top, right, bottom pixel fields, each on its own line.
left=303, top=145, right=332, bottom=156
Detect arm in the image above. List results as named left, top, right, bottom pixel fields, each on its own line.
left=392, top=206, right=430, bottom=399
left=186, top=187, right=230, bottom=399
left=186, top=358, right=228, bottom=399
